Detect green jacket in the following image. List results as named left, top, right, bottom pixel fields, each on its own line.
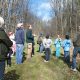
left=26, top=29, right=34, bottom=44
left=0, top=28, right=13, bottom=61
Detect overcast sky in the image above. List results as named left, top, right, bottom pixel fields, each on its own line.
left=29, top=0, right=54, bottom=21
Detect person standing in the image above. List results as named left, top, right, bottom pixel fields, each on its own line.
left=8, top=32, right=16, bottom=56
left=0, top=17, right=12, bottom=80
left=54, top=35, right=62, bottom=58
left=62, top=34, right=72, bottom=65
left=43, top=34, right=52, bottom=62
left=15, top=23, right=25, bottom=64
left=26, top=24, right=34, bottom=60
left=71, top=33, right=80, bottom=71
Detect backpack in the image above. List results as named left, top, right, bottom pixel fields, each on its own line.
left=37, top=37, right=42, bottom=44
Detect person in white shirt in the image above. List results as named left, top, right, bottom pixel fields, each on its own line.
left=43, top=34, right=52, bottom=62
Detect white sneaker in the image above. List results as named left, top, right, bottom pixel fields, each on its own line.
left=72, top=68, right=77, bottom=72
left=44, top=60, right=49, bottom=62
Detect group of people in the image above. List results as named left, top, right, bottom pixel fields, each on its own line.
left=38, top=33, right=80, bottom=72
left=0, top=16, right=34, bottom=80
left=0, top=16, right=80, bottom=80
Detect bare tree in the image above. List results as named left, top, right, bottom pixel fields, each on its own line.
left=50, top=0, right=80, bottom=37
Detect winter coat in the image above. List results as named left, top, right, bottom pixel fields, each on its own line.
left=15, top=27, right=25, bottom=45
left=26, top=29, right=34, bottom=44
left=0, top=28, right=13, bottom=61
left=62, top=39, right=71, bottom=51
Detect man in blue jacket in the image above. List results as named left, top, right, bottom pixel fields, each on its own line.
left=15, top=23, right=25, bottom=64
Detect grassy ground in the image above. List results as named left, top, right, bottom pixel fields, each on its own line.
left=4, top=38, right=80, bottom=80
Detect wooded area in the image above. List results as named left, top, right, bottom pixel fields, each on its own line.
left=0, top=0, right=80, bottom=37
left=50, top=0, right=80, bottom=38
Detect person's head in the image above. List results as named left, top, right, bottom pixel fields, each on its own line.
left=46, top=34, right=49, bottom=39
left=8, top=32, right=13, bottom=36
left=27, top=24, right=32, bottom=29
left=65, top=34, right=70, bottom=39
left=0, top=17, right=4, bottom=28
left=57, top=35, right=60, bottom=38
left=17, top=23, right=23, bottom=28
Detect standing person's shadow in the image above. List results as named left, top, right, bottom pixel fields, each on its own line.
left=52, top=51, right=71, bottom=68
left=4, top=70, right=20, bottom=80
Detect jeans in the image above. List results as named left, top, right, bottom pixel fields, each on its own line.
left=16, top=44, right=24, bottom=64
left=45, top=48, right=51, bottom=61
left=40, top=43, right=44, bottom=53
left=0, top=61, right=5, bottom=80
left=72, top=47, right=80, bottom=69
left=64, top=51, right=70, bottom=63
left=56, top=47, right=61, bottom=58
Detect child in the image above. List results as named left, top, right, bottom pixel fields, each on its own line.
left=8, top=32, right=16, bottom=56
left=62, top=34, right=72, bottom=64
left=54, top=35, right=62, bottom=58
left=43, top=34, right=52, bottom=62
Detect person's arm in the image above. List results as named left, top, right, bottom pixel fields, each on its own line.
left=50, top=39, right=52, bottom=47
left=2, top=30, right=13, bottom=47
left=62, top=40, right=65, bottom=48
left=54, top=39, right=57, bottom=46
left=60, top=39, right=62, bottom=47
left=21, top=30, right=25, bottom=45
left=43, top=39, right=46, bottom=48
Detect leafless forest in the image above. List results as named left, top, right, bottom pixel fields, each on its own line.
left=0, top=0, right=80, bottom=37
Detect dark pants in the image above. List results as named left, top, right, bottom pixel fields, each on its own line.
left=7, top=57, right=11, bottom=66
left=64, top=51, right=70, bottom=63
left=31, top=44, right=34, bottom=56
left=0, top=61, right=5, bottom=80
left=45, top=48, right=51, bottom=61
left=72, top=47, right=80, bottom=69
left=6, top=49, right=13, bottom=66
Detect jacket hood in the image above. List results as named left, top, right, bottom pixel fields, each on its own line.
left=16, top=27, right=23, bottom=30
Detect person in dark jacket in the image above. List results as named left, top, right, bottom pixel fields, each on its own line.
left=71, top=33, right=80, bottom=71
left=26, top=24, right=34, bottom=59
left=15, top=23, right=25, bottom=64
left=0, top=17, right=12, bottom=80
